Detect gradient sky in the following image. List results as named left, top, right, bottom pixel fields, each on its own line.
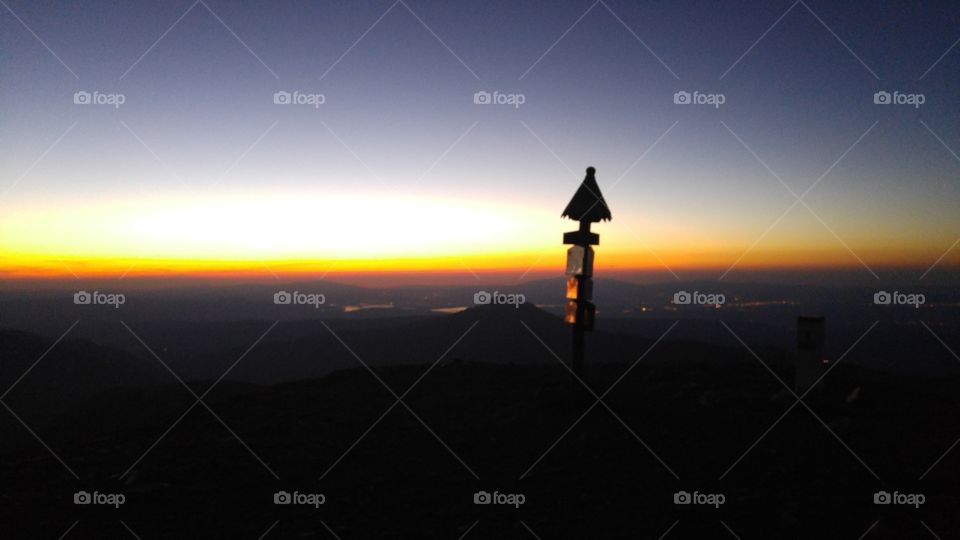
left=1, top=0, right=959, bottom=283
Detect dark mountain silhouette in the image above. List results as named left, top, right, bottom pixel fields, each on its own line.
left=0, top=329, right=164, bottom=430
left=2, top=351, right=958, bottom=539
left=80, top=303, right=760, bottom=385
left=4, top=278, right=959, bottom=378
left=5, top=279, right=959, bottom=379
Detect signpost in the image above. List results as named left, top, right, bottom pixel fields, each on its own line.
left=562, top=167, right=611, bottom=380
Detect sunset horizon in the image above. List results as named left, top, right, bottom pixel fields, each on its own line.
left=2, top=1, right=959, bottom=538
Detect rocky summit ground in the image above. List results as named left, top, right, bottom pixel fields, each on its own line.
left=1, top=356, right=959, bottom=539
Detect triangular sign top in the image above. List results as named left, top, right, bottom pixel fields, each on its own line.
left=561, top=167, right=612, bottom=222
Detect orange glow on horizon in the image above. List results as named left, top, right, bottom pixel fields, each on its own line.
left=1, top=245, right=950, bottom=282
left=1, top=189, right=954, bottom=282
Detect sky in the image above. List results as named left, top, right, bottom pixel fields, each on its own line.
left=1, top=0, right=959, bottom=284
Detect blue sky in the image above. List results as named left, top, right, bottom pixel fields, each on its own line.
left=1, top=0, right=959, bottom=279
